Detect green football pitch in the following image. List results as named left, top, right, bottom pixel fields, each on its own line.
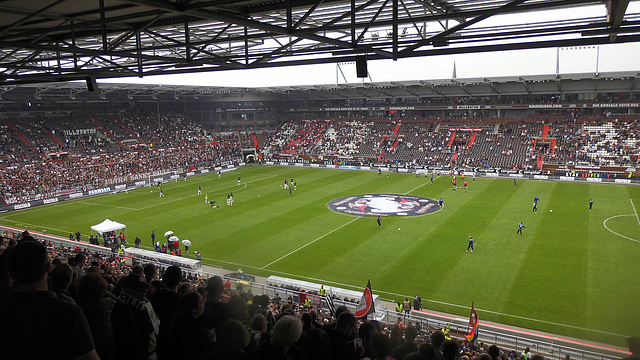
left=2, top=165, right=639, bottom=346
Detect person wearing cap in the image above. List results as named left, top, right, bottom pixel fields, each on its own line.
left=0, top=240, right=100, bottom=360
left=111, top=272, right=160, bottom=360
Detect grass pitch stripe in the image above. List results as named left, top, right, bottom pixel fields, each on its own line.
left=631, top=199, right=640, bottom=228
left=263, top=176, right=437, bottom=269
left=261, top=217, right=359, bottom=269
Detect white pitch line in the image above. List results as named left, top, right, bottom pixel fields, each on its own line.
left=404, top=177, right=437, bottom=195
left=603, top=214, right=640, bottom=243
left=198, top=254, right=625, bottom=337
left=78, top=201, right=139, bottom=211
left=630, top=199, right=640, bottom=228
left=0, top=218, right=76, bottom=235
left=261, top=217, right=360, bottom=269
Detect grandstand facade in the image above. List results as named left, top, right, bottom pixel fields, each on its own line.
left=1, top=74, right=639, bottom=209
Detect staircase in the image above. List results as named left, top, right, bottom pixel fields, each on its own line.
left=46, top=130, right=65, bottom=147
left=392, top=123, right=401, bottom=137
left=91, top=120, right=130, bottom=151
left=112, top=115, right=144, bottom=145
left=542, top=125, right=550, bottom=139
left=466, top=132, right=477, bottom=148
left=3, top=119, right=45, bottom=158
left=537, top=155, right=544, bottom=169
left=447, top=132, right=456, bottom=147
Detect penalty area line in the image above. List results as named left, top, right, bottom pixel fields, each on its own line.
left=630, top=199, right=640, bottom=228
left=261, top=217, right=359, bottom=269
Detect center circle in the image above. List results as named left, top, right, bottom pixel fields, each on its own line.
left=328, top=194, right=439, bottom=217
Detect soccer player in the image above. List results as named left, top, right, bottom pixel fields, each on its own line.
left=378, top=168, right=382, bottom=175
left=205, top=193, right=208, bottom=203
left=159, top=187, right=164, bottom=197
left=464, top=180, right=468, bottom=189
left=377, top=215, right=382, bottom=228
left=198, top=186, right=202, bottom=195
left=472, top=172, right=476, bottom=182
left=438, top=198, right=444, bottom=208
left=466, top=236, right=474, bottom=252
left=430, top=174, right=434, bottom=183
left=452, top=177, right=457, bottom=190
left=238, top=176, right=241, bottom=185
left=589, top=198, right=593, bottom=210
left=517, top=222, right=526, bottom=235
left=218, top=171, right=221, bottom=178
left=513, top=178, right=517, bottom=187
left=210, top=200, right=216, bottom=207
left=293, top=181, right=297, bottom=190
left=532, top=201, right=538, bottom=213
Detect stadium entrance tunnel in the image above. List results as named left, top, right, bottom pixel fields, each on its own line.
left=327, top=194, right=439, bottom=217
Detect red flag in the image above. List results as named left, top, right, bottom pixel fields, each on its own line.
left=354, top=280, right=375, bottom=318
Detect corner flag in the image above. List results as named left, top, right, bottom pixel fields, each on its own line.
left=465, top=301, right=479, bottom=344
left=354, top=280, right=375, bottom=318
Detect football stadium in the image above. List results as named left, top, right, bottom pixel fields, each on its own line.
left=1, top=1, right=639, bottom=360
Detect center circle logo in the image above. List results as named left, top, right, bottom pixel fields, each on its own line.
left=328, top=194, right=439, bottom=217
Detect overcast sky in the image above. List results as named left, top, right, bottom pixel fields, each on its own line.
left=100, top=2, right=640, bottom=88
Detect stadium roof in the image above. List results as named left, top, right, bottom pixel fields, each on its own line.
left=1, top=0, right=639, bottom=87
left=1, top=71, right=638, bottom=103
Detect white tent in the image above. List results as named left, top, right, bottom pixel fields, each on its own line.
left=91, top=219, right=126, bottom=233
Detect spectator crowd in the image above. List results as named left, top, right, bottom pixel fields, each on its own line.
left=2, top=108, right=640, bottom=203
left=0, top=231, right=563, bottom=360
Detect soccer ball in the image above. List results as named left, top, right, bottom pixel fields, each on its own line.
left=398, top=228, right=401, bottom=231
left=258, top=195, right=261, bottom=198
left=550, top=209, right=553, bottom=212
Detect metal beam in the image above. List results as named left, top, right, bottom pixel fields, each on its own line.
left=607, top=0, right=630, bottom=41
left=399, top=0, right=528, bottom=56
left=0, top=0, right=69, bottom=36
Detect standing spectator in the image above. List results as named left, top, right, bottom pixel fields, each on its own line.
left=371, top=333, right=394, bottom=360
left=169, top=292, right=211, bottom=360
left=393, top=325, right=419, bottom=360
left=135, top=236, right=141, bottom=248
left=442, top=339, right=460, bottom=360
left=413, top=295, right=422, bottom=311
left=201, top=275, right=229, bottom=347
left=212, top=318, right=253, bottom=360
left=151, top=230, right=156, bottom=246
left=73, top=252, right=87, bottom=281
left=77, top=272, right=117, bottom=360
left=261, top=315, right=304, bottom=360
left=0, top=240, right=99, bottom=360
left=431, top=330, right=446, bottom=360
left=111, top=273, right=159, bottom=360
left=49, top=262, right=76, bottom=304
left=327, top=311, right=361, bottom=360
left=149, top=265, right=183, bottom=360
left=403, top=297, right=412, bottom=314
